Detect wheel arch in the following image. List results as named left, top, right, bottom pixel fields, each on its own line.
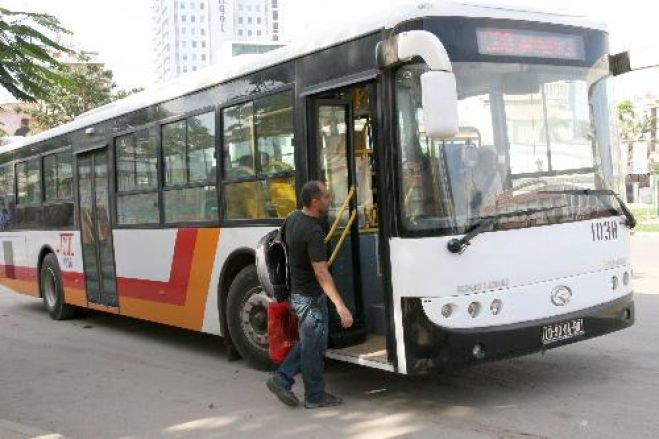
left=217, top=247, right=256, bottom=339
left=36, top=245, right=57, bottom=298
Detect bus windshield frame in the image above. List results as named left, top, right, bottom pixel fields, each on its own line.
left=393, top=21, right=623, bottom=237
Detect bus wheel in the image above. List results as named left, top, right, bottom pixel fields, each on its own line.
left=40, top=253, right=76, bottom=320
left=227, top=265, right=274, bottom=370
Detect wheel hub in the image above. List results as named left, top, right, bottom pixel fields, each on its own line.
left=240, top=287, right=272, bottom=351
left=42, top=267, right=58, bottom=309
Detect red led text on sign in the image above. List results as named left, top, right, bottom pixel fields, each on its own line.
left=477, top=28, right=585, bottom=61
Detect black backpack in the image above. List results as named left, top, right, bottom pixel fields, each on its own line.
left=256, top=213, right=293, bottom=302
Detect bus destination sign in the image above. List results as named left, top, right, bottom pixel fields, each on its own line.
left=476, top=28, right=585, bottom=61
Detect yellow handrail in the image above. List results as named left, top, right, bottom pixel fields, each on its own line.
left=324, top=185, right=355, bottom=244
left=328, top=210, right=358, bottom=267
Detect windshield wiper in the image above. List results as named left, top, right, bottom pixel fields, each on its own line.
left=538, top=189, right=636, bottom=229
left=447, top=205, right=568, bottom=254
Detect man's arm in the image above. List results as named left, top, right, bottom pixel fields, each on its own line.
left=311, top=261, right=353, bottom=328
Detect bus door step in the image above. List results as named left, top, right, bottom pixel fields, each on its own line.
left=329, top=324, right=367, bottom=348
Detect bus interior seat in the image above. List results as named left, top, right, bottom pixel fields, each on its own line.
left=224, top=163, right=268, bottom=219
left=264, top=161, right=296, bottom=218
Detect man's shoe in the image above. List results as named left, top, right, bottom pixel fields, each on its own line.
left=304, top=392, right=343, bottom=409
left=266, top=377, right=299, bottom=407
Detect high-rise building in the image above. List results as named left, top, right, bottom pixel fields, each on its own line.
left=152, top=0, right=282, bottom=83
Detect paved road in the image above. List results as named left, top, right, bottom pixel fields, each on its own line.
left=1, top=235, right=658, bottom=439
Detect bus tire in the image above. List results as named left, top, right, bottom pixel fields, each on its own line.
left=40, top=253, right=76, bottom=320
left=226, top=264, right=274, bottom=370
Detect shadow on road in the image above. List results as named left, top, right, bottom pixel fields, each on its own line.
left=7, top=294, right=657, bottom=439
left=18, top=300, right=228, bottom=359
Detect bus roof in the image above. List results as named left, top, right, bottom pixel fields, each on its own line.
left=2, top=0, right=605, bottom=154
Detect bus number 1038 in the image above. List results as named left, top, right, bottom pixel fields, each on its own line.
left=591, top=220, right=618, bottom=242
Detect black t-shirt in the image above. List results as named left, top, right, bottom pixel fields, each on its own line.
left=285, top=210, right=327, bottom=294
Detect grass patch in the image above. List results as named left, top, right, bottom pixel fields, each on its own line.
left=630, top=206, right=655, bottom=219
left=634, top=223, right=659, bottom=233
left=627, top=205, right=659, bottom=232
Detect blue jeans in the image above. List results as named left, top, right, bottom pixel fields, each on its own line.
left=275, top=293, right=328, bottom=403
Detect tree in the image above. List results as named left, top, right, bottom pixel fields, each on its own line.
left=0, top=7, right=74, bottom=102
left=617, top=100, right=657, bottom=174
left=25, top=58, right=143, bottom=130
left=617, top=100, right=653, bottom=142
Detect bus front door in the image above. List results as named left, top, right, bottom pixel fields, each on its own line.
left=309, top=85, right=385, bottom=347
left=77, top=149, right=118, bottom=308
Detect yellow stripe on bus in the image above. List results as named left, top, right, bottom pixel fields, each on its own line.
left=119, top=228, right=220, bottom=331
left=0, top=279, right=39, bottom=297
left=64, top=287, right=87, bottom=307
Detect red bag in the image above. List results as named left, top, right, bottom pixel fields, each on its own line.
left=268, top=301, right=299, bottom=364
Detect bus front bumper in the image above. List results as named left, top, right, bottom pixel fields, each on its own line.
left=401, top=294, right=634, bottom=374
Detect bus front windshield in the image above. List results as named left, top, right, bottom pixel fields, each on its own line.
left=396, top=61, right=624, bottom=235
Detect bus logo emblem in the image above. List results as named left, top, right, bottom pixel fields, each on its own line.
left=59, top=233, right=74, bottom=257
left=551, top=286, right=572, bottom=307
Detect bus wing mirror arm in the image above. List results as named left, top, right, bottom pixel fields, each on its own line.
left=610, top=50, right=659, bottom=76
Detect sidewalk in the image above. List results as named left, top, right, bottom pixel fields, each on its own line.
left=0, top=420, right=64, bottom=439
left=631, top=233, right=659, bottom=294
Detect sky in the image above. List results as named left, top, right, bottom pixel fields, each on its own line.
left=2, top=0, right=658, bottom=103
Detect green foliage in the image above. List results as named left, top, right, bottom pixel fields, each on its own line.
left=23, top=60, right=144, bottom=130
left=0, top=7, right=75, bottom=102
left=635, top=223, right=659, bottom=233
left=617, top=99, right=654, bottom=142
left=1, top=8, right=143, bottom=131
left=630, top=206, right=650, bottom=220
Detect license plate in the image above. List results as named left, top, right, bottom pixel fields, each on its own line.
left=542, top=319, right=585, bottom=345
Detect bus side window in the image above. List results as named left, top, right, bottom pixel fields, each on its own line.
left=43, top=151, right=73, bottom=202
left=0, top=164, right=15, bottom=231
left=255, top=91, right=296, bottom=218
left=162, top=112, right=218, bottom=223
left=222, top=90, right=296, bottom=220
left=115, top=128, right=160, bottom=225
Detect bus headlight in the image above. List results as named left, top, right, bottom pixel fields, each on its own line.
left=490, top=299, right=503, bottom=315
left=472, top=344, right=485, bottom=359
left=468, top=302, right=481, bottom=318
left=611, top=275, right=619, bottom=290
left=623, top=271, right=630, bottom=286
left=441, top=304, right=454, bottom=318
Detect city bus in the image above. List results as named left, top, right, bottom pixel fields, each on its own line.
left=0, top=1, right=636, bottom=375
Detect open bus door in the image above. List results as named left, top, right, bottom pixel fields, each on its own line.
left=308, top=84, right=392, bottom=370
left=310, top=97, right=366, bottom=347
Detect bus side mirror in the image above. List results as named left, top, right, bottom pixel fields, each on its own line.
left=421, top=71, right=459, bottom=139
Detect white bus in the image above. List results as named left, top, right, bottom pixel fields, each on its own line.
left=0, top=1, right=636, bottom=374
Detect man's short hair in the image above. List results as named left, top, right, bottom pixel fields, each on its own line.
left=300, top=181, right=325, bottom=208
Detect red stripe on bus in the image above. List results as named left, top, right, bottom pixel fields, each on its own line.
left=62, top=271, right=85, bottom=289
left=0, top=265, right=37, bottom=281
left=0, top=264, right=83, bottom=287
left=115, top=228, right=198, bottom=306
